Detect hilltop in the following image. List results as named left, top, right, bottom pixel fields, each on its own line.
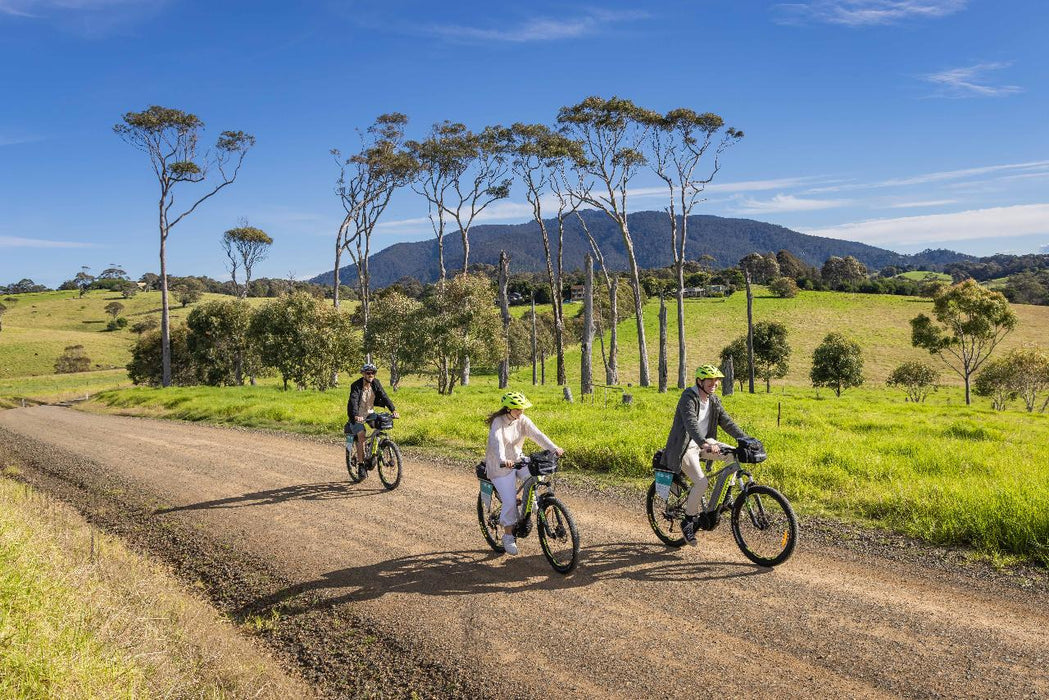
left=310, top=210, right=973, bottom=288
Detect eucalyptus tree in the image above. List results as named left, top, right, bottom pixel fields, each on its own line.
left=573, top=208, right=619, bottom=385
left=504, top=123, right=584, bottom=385
left=332, top=112, right=417, bottom=340
left=222, top=223, right=273, bottom=298
left=558, top=96, right=661, bottom=386
left=114, top=105, right=254, bottom=387
left=649, top=109, right=742, bottom=387
left=409, top=122, right=512, bottom=282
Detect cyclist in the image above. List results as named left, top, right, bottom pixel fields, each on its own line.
left=347, top=363, right=399, bottom=478
left=661, top=364, right=751, bottom=546
left=485, top=391, right=563, bottom=556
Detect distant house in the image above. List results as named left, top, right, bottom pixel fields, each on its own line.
left=570, top=285, right=585, bottom=302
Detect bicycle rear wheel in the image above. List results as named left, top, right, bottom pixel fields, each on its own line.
left=537, top=496, right=579, bottom=574
left=730, top=484, right=797, bottom=567
left=345, top=446, right=366, bottom=483
left=376, top=438, right=402, bottom=490
left=477, top=487, right=505, bottom=553
left=646, top=477, right=688, bottom=547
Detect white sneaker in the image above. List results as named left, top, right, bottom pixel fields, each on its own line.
left=502, top=534, right=519, bottom=556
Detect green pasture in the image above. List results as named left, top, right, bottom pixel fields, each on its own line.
left=896, top=271, right=951, bottom=282
left=91, top=376, right=1049, bottom=564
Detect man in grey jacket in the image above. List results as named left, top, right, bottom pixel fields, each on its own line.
left=661, top=363, right=749, bottom=546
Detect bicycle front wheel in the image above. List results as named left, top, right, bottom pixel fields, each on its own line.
left=376, top=439, right=402, bottom=490
left=646, top=477, right=688, bottom=548
left=477, top=487, right=505, bottom=553
left=730, top=484, right=797, bottom=567
left=537, top=496, right=579, bottom=574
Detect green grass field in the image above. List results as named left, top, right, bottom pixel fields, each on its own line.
left=896, top=271, right=952, bottom=282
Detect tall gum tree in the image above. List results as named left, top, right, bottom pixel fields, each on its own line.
left=115, top=105, right=254, bottom=387
left=911, top=279, right=1018, bottom=405
left=648, top=109, right=742, bottom=388
left=558, top=96, right=660, bottom=386
left=222, top=223, right=272, bottom=298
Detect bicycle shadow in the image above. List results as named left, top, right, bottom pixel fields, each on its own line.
left=234, top=541, right=768, bottom=620
left=154, top=480, right=386, bottom=515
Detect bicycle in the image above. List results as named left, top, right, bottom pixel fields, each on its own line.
left=476, top=451, right=580, bottom=574
left=646, top=441, right=797, bottom=567
left=344, top=411, right=402, bottom=490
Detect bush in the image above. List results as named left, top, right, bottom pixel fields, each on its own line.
left=54, top=345, right=91, bottom=373
left=810, top=332, right=864, bottom=397
left=768, top=276, right=799, bottom=299
left=105, top=317, right=129, bottom=332
left=127, top=325, right=195, bottom=386
left=186, top=299, right=258, bottom=386
left=887, top=361, right=939, bottom=403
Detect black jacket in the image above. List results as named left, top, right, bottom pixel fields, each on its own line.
left=347, top=377, right=396, bottom=420
left=660, top=386, right=747, bottom=473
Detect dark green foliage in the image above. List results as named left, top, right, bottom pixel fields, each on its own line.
left=128, top=326, right=194, bottom=386
left=811, top=332, right=864, bottom=397
left=186, top=299, right=257, bottom=386
left=887, top=361, right=939, bottom=403
left=54, top=345, right=92, bottom=374
left=768, top=276, right=799, bottom=298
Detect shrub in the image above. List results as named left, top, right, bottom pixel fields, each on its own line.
left=887, top=361, right=939, bottom=403
left=768, top=276, right=799, bottom=298
left=810, top=332, right=864, bottom=397
left=54, top=345, right=91, bottom=374
left=127, top=325, right=194, bottom=386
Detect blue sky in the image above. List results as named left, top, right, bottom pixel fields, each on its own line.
left=1, top=0, right=1047, bottom=288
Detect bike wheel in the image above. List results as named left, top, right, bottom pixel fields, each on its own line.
left=345, top=445, right=366, bottom=484
left=537, top=496, right=580, bottom=574
left=376, top=439, right=402, bottom=490
left=477, top=488, right=505, bottom=553
left=730, top=484, right=797, bottom=567
left=646, top=477, right=688, bottom=547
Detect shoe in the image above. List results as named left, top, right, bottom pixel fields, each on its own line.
left=357, top=460, right=368, bottom=480
left=681, top=516, right=698, bottom=547
left=502, top=534, right=519, bottom=556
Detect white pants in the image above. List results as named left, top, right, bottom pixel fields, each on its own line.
left=680, top=441, right=729, bottom=517
left=491, top=466, right=531, bottom=527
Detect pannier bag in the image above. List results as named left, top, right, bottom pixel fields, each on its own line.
left=366, top=412, right=394, bottom=430
left=654, top=469, right=674, bottom=501
left=651, top=449, right=665, bottom=471
left=475, top=461, right=488, bottom=480
left=527, top=450, right=558, bottom=476
left=735, top=436, right=767, bottom=464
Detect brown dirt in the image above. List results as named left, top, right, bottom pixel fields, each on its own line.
left=2, top=405, right=1047, bottom=699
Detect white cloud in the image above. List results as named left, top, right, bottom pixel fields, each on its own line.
left=885, top=199, right=959, bottom=208
left=0, top=235, right=95, bottom=248
left=773, top=0, right=966, bottom=26
left=803, top=160, right=1049, bottom=194
left=422, top=9, right=649, bottom=43
left=921, top=62, right=1023, bottom=98
left=803, top=203, right=1049, bottom=245
left=0, top=0, right=162, bottom=37
left=733, top=194, right=852, bottom=214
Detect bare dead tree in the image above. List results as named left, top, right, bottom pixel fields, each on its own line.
left=498, top=251, right=511, bottom=388
left=582, top=253, right=594, bottom=396
left=573, top=209, right=618, bottom=385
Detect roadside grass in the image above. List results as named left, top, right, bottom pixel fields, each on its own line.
left=0, top=369, right=131, bottom=406
left=91, top=377, right=1049, bottom=565
left=0, top=471, right=312, bottom=699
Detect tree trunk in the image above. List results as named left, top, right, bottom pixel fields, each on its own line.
left=461, top=230, right=470, bottom=275
left=581, top=254, right=594, bottom=396
left=497, top=251, right=511, bottom=389
left=722, top=356, right=734, bottom=396
left=390, top=355, right=400, bottom=391
left=607, top=278, right=619, bottom=385
left=745, top=270, right=755, bottom=394
left=620, top=221, right=650, bottom=387
left=676, top=260, right=686, bottom=389
left=332, top=242, right=342, bottom=308
left=461, top=355, right=470, bottom=387
left=531, top=296, right=537, bottom=386
left=658, top=294, right=668, bottom=393
left=964, top=376, right=971, bottom=405
left=159, top=201, right=171, bottom=388
left=541, top=350, right=546, bottom=385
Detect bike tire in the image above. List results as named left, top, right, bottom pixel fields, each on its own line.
left=477, top=488, right=505, bottom=553
left=345, top=446, right=366, bottom=484
left=730, top=484, right=797, bottom=567
left=646, top=476, right=688, bottom=548
left=537, top=496, right=580, bottom=574
left=376, top=438, right=403, bottom=490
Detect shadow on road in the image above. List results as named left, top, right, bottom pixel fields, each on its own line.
left=154, top=480, right=385, bottom=514
left=236, top=541, right=769, bottom=620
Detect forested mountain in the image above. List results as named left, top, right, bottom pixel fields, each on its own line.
left=310, top=210, right=972, bottom=288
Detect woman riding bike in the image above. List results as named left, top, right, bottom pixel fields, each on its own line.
left=661, top=364, right=753, bottom=546
left=485, top=391, right=563, bottom=556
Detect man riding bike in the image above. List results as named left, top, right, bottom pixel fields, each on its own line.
left=660, top=364, right=752, bottom=546
left=346, top=363, right=399, bottom=479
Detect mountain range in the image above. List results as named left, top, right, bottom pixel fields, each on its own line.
left=310, top=210, right=972, bottom=288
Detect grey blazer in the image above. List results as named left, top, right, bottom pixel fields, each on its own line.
left=660, top=386, right=747, bottom=473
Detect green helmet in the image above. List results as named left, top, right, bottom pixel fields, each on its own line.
left=695, top=364, right=725, bottom=380
left=501, top=391, right=533, bottom=410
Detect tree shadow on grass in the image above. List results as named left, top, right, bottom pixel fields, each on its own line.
left=234, top=541, right=769, bottom=620
left=154, top=480, right=384, bottom=515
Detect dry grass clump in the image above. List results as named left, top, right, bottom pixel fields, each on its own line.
left=0, top=472, right=313, bottom=699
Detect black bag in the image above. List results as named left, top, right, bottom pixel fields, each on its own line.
left=366, top=412, right=394, bottom=430
left=475, top=461, right=488, bottom=480
left=527, top=450, right=558, bottom=476
left=651, top=449, right=665, bottom=471
left=735, top=436, right=767, bottom=464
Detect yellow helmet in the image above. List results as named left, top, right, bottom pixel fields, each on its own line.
left=695, top=364, right=725, bottom=380
left=501, top=391, right=533, bottom=410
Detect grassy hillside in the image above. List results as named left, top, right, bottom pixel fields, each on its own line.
left=896, top=271, right=951, bottom=282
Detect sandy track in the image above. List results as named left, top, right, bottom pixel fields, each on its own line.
left=2, top=406, right=1047, bottom=699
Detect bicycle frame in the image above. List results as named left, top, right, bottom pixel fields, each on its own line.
left=479, top=469, right=553, bottom=530
left=697, top=457, right=754, bottom=516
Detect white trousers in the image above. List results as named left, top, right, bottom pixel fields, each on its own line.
left=491, top=466, right=531, bottom=527
left=680, top=442, right=709, bottom=517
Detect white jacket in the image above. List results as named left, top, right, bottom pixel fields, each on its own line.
left=485, top=413, right=559, bottom=480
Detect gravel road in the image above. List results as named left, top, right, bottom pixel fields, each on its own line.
left=1, top=406, right=1047, bottom=699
